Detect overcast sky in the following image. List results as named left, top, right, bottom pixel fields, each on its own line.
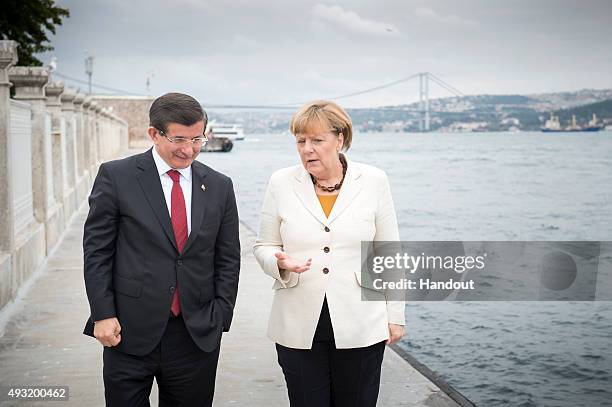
left=37, top=0, right=612, bottom=108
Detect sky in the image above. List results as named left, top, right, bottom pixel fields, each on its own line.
left=35, top=0, right=612, bottom=108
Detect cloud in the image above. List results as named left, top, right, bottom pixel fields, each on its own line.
left=230, top=34, right=261, bottom=52
left=177, top=0, right=209, bottom=9
left=311, top=4, right=399, bottom=37
left=413, top=7, right=475, bottom=28
left=41, top=0, right=612, bottom=105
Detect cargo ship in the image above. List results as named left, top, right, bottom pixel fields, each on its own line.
left=541, top=113, right=603, bottom=132
left=583, top=113, right=605, bottom=132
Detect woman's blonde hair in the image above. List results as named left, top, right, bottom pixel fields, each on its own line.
left=289, top=100, right=353, bottom=151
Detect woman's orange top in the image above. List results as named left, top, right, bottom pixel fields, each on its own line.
left=317, top=194, right=338, bottom=218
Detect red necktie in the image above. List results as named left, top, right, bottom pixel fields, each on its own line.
left=167, top=169, right=188, bottom=316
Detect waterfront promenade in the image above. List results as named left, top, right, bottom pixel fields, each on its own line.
left=0, top=38, right=464, bottom=403
left=0, top=192, right=460, bottom=406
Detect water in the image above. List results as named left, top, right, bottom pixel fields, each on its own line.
left=197, top=131, right=612, bottom=407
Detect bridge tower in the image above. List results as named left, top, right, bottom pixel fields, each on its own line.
left=418, top=72, right=430, bottom=132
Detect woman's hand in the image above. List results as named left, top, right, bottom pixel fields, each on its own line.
left=275, top=252, right=312, bottom=274
left=386, top=324, right=405, bottom=345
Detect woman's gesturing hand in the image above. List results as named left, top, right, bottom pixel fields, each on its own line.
left=275, top=252, right=312, bottom=274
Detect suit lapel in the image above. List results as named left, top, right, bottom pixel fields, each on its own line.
left=182, top=162, right=208, bottom=254
left=292, top=158, right=363, bottom=226
left=293, top=167, right=328, bottom=226
left=136, top=149, right=178, bottom=252
left=327, top=160, right=363, bottom=224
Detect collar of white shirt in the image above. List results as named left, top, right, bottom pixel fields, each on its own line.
left=152, top=146, right=192, bottom=181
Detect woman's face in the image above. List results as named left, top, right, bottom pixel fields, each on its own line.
left=295, top=122, right=344, bottom=179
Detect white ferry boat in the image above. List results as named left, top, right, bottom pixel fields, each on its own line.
left=206, top=121, right=245, bottom=140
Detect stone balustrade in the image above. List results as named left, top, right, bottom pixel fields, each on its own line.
left=0, top=39, right=128, bottom=310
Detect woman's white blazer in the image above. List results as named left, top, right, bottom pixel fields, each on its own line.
left=253, top=158, right=405, bottom=349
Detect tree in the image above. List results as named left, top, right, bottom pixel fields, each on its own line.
left=0, top=0, right=69, bottom=66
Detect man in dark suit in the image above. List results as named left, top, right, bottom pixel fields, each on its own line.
left=83, top=92, right=240, bottom=406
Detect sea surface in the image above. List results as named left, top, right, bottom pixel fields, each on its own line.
left=197, top=131, right=612, bottom=407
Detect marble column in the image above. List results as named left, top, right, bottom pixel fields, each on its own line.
left=0, top=40, right=18, bottom=254
left=101, top=108, right=109, bottom=160
left=8, top=66, right=51, bottom=225
left=120, top=116, right=129, bottom=152
left=60, top=87, right=77, bottom=215
left=4, top=55, right=48, bottom=303
left=94, top=104, right=103, bottom=164
left=43, top=80, right=67, bottom=250
left=73, top=93, right=85, bottom=175
left=73, top=93, right=88, bottom=201
left=81, top=97, right=92, bottom=181
left=89, top=101, right=99, bottom=171
left=44, top=81, right=66, bottom=209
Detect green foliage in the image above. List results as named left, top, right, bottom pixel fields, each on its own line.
left=554, top=99, right=612, bottom=124
left=470, top=94, right=532, bottom=105
left=0, top=0, right=69, bottom=66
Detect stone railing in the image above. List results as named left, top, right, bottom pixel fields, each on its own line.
left=0, top=40, right=129, bottom=310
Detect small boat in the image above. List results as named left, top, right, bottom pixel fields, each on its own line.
left=201, top=138, right=233, bottom=152
left=206, top=121, right=245, bottom=140
left=201, top=128, right=233, bottom=152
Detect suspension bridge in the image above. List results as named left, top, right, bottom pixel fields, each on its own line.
left=53, top=70, right=465, bottom=132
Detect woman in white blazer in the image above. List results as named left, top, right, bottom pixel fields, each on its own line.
left=253, top=100, right=405, bottom=407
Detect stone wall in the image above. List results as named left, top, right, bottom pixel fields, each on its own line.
left=0, top=40, right=129, bottom=311
left=93, top=95, right=154, bottom=148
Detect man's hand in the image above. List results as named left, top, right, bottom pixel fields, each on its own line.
left=275, top=252, right=312, bottom=274
left=386, top=323, right=405, bottom=345
left=94, top=317, right=122, bottom=347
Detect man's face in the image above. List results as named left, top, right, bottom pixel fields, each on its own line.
left=148, top=121, right=205, bottom=169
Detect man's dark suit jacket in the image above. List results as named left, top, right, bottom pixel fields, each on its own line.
left=83, top=148, right=240, bottom=356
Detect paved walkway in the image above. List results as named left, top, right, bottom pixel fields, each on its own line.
left=0, top=201, right=460, bottom=406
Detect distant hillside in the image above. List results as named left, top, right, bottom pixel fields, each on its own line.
left=209, top=88, right=612, bottom=133
left=468, top=94, right=532, bottom=105
left=553, top=99, right=612, bottom=126
left=351, top=88, right=612, bottom=131
left=387, top=88, right=612, bottom=113
left=530, top=89, right=612, bottom=110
